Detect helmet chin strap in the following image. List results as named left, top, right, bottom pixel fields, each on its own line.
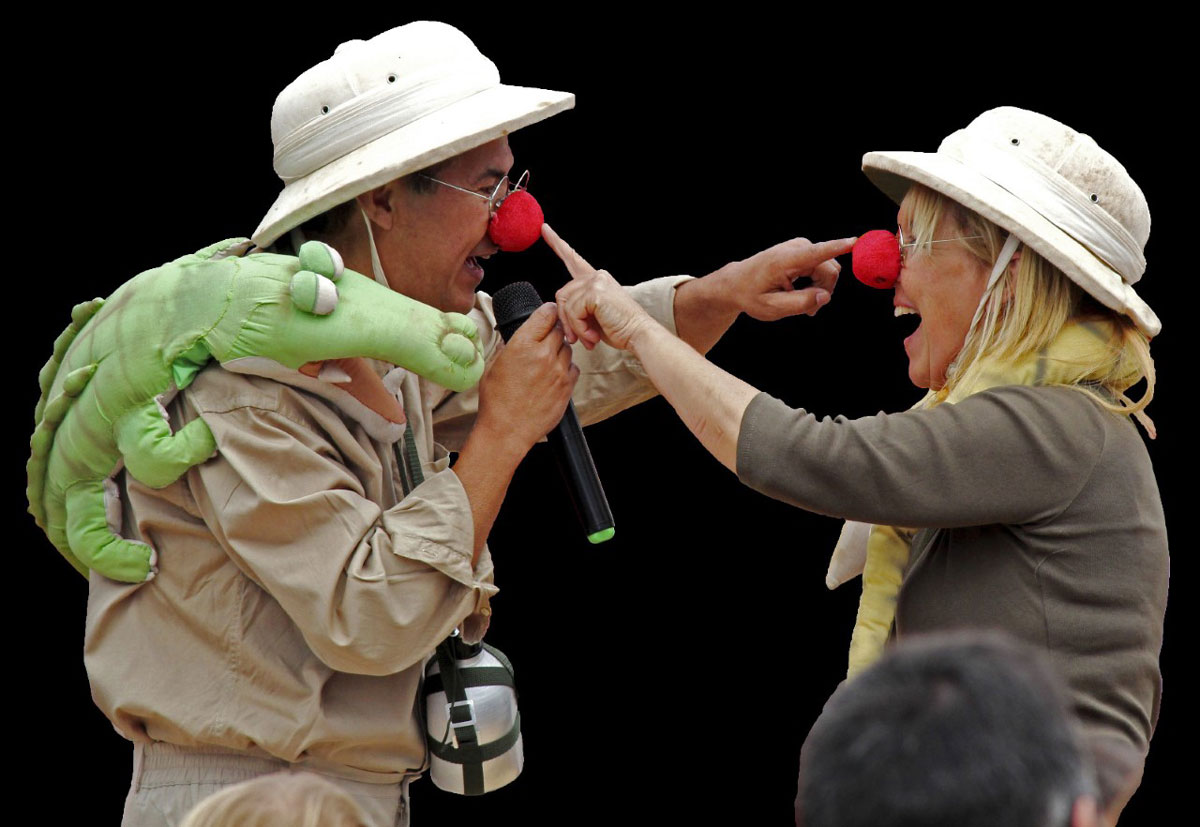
left=288, top=227, right=308, bottom=256
left=360, top=208, right=393, bottom=289
left=964, top=233, right=1022, bottom=337
left=286, top=214, right=392, bottom=291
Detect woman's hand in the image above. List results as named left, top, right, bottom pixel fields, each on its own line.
left=543, top=224, right=654, bottom=351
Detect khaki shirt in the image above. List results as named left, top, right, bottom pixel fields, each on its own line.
left=85, top=277, right=688, bottom=782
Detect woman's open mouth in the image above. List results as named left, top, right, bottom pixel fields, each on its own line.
left=895, top=304, right=921, bottom=348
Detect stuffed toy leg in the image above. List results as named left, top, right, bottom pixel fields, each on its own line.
left=29, top=238, right=484, bottom=583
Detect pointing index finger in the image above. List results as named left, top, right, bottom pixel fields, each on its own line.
left=542, top=223, right=598, bottom=280
left=809, top=237, right=859, bottom=262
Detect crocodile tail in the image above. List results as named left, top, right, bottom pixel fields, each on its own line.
left=34, top=299, right=104, bottom=425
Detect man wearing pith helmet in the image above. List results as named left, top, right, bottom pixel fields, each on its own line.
left=84, top=21, right=849, bottom=826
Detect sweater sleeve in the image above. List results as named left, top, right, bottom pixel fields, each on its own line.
left=736, top=385, right=1110, bottom=529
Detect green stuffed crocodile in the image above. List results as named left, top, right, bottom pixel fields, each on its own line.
left=29, top=238, right=484, bottom=583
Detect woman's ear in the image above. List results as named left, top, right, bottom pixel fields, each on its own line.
left=1007, top=246, right=1023, bottom=275
left=999, top=245, right=1023, bottom=305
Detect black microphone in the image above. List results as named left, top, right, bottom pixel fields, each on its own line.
left=492, top=281, right=615, bottom=544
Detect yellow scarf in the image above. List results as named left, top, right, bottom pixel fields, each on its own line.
left=841, top=320, right=1145, bottom=677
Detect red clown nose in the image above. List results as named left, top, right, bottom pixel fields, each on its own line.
left=489, top=190, right=545, bottom=252
left=852, top=229, right=902, bottom=289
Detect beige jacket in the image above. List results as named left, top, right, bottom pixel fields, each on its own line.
left=85, top=277, right=687, bottom=783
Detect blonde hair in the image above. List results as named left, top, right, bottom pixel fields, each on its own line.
left=904, top=184, right=1155, bottom=432
left=180, top=771, right=371, bottom=827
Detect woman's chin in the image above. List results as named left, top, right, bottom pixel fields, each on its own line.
left=903, top=339, right=930, bottom=389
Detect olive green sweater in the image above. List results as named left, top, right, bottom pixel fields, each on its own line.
left=737, top=385, right=1168, bottom=756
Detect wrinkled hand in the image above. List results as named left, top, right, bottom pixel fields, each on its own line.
left=543, top=224, right=653, bottom=351
left=477, top=302, right=578, bottom=452
left=718, top=236, right=856, bottom=321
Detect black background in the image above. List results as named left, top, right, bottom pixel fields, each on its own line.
left=17, top=11, right=1185, bottom=825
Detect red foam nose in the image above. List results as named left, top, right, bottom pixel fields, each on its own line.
left=489, top=190, right=544, bottom=252
left=852, top=229, right=901, bottom=289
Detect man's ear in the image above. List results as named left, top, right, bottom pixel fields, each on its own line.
left=356, top=181, right=400, bottom=232
left=1071, top=795, right=1099, bottom=827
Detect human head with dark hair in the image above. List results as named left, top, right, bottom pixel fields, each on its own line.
left=255, top=22, right=574, bottom=314
left=180, top=771, right=370, bottom=827
left=798, top=632, right=1098, bottom=827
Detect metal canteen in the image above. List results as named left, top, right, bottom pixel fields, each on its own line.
left=424, top=634, right=523, bottom=795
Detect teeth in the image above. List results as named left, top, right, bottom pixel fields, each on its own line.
left=894, top=306, right=918, bottom=317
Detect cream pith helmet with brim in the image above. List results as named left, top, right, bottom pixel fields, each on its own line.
left=862, top=106, right=1159, bottom=336
left=252, top=21, right=575, bottom=248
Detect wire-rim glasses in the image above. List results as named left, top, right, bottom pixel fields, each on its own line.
left=419, top=170, right=530, bottom=216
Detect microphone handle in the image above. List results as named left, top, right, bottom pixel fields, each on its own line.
left=545, top=401, right=615, bottom=543
left=492, top=281, right=615, bottom=544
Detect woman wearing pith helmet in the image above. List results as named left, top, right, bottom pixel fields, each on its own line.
left=545, top=106, right=1167, bottom=817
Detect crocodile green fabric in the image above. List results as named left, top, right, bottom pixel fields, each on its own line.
left=29, top=238, right=484, bottom=583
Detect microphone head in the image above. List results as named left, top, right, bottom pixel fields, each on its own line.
left=492, top=281, right=544, bottom=340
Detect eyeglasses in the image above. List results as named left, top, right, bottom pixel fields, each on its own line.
left=897, top=227, right=983, bottom=266
left=419, top=170, right=530, bottom=216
